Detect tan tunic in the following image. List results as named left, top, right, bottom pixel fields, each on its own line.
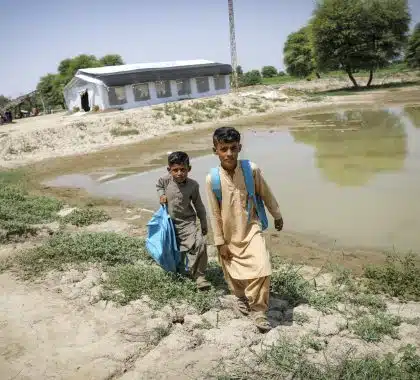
left=205, top=161, right=282, bottom=280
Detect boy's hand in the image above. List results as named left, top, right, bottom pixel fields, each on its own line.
left=202, top=227, right=208, bottom=236
left=218, top=244, right=233, bottom=261
left=274, top=217, right=283, bottom=231
left=159, top=195, right=167, bottom=205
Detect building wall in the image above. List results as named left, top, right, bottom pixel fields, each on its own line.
left=101, top=74, right=230, bottom=110
left=66, top=81, right=105, bottom=111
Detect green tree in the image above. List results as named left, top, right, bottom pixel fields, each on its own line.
left=406, top=23, right=420, bottom=68
left=236, top=65, right=243, bottom=76
left=36, top=74, right=65, bottom=109
left=99, top=54, right=124, bottom=66
left=261, top=66, right=278, bottom=78
left=240, top=70, right=263, bottom=86
left=312, top=0, right=410, bottom=87
left=284, top=26, right=316, bottom=78
left=0, top=95, right=10, bottom=109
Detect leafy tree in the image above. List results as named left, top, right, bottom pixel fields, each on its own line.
left=0, top=95, right=10, bottom=109
left=406, top=23, right=420, bottom=68
left=240, top=70, right=263, bottom=86
left=36, top=74, right=65, bottom=109
left=236, top=65, right=243, bottom=76
left=312, top=0, right=410, bottom=87
left=261, top=66, right=278, bottom=78
left=284, top=26, right=316, bottom=78
left=99, top=54, right=124, bottom=66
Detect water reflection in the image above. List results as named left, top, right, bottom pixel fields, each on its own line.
left=404, top=105, right=420, bottom=128
left=290, top=109, right=408, bottom=186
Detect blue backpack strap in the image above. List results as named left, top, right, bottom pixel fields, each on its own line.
left=240, top=160, right=255, bottom=218
left=210, top=167, right=222, bottom=203
left=240, top=160, right=269, bottom=231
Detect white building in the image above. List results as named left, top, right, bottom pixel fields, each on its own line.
left=63, top=59, right=232, bottom=112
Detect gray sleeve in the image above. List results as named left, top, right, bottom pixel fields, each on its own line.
left=156, top=176, right=167, bottom=198
left=192, top=183, right=208, bottom=231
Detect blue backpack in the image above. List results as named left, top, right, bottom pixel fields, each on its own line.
left=146, top=205, right=180, bottom=273
left=210, top=159, right=269, bottom=230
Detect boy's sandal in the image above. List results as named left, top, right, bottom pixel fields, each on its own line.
left=254, top=315, right=272, bottom=332
left=236, top=296, right=251, bottom=316
left=196, top=277, right=211, bottom=291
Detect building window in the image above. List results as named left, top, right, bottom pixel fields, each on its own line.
left=108, top=86, right=127, bottom=106
left=177, top=79, right=191, bottom=96
left=196, top=77, right=210, bottom=93
left=133, top=83, right=150, bottom=101
left=214, top=75, right=226, bottom=90
left=155, top=80, right=172, bottom=98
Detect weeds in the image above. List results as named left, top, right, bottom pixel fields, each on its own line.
left=103, top=263, right=219, bottom=313
left=15, top=232, right=149, bottom=279
left=293, top=312, right=310, bottom=325
left=363, top=253, right=420, bottom=301
left=61, top=208, right=110, bottom=226
left=351, top=312, right=402, bottom=342
left=220, top=337, right=420, bottom=379
left=0, top=174, right=62, bottom=242
left=110, top=127, right=139, bottom=137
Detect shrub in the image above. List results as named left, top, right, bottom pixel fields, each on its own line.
left=61, top=208, right=110, bottom=226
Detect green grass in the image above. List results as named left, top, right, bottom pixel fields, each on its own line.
left=61, top=208, right=110, bottom=226
left=15, top=232, right=149, bottom=278
left=363, top=253, right=420, bottom=301
left=351, top=312, right=402, bottom=342
left=110, top=127, right=140, bottom=137
left=0, top=171, right=63, bottom=242
left=219, top=337, right=420, bottom=379
left=103, top=263, right=220, bottom=312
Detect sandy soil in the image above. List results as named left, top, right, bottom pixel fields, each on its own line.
left=1, top=75, right=419, bottom=169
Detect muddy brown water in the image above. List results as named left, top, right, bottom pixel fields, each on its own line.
left=46, top=105, right=420, bottom=253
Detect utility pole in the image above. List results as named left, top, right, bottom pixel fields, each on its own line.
left=228, top=0, right=238, bottom=90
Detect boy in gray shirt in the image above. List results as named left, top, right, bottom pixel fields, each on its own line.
left=157, top=151, right=210, bottom=290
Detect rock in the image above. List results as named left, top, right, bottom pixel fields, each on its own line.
left=57, top=207, right=77, bottom=217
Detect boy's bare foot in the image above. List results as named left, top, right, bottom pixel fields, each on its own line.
left=196, top=276, right=211, bottom=291
left=236, top=296, right=250, bottom=315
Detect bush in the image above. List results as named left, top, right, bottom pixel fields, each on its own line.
left=72, top=106, right=80, bottom=112
left=92, top=105, right=100, bottom=112
left=261, top=66, right=278, bottom=78
left=240, top=70, right=263, bottom=86
left=61, top=208, right=110, bottom=226
left=363, top=253, right=420, bottom=301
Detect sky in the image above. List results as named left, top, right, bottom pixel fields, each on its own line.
left=1, top=0, right=419, bottom=98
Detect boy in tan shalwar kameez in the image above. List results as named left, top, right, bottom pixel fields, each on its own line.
left=206, top=127, right=283, bottom=332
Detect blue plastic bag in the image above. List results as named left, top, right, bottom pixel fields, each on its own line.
left=146, top=205, right=180, bottom=273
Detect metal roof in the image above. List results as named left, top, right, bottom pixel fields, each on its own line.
left=78, top=59, right=216, bottom=76
left=74, top=60, right=232, bottom=87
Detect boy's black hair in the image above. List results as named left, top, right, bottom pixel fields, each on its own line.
left=167, top=151, right=190, bottom=167
left=213, top=127, right=241, bottom=146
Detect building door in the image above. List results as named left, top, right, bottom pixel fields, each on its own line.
left=80, top=91, right=90, bottom=112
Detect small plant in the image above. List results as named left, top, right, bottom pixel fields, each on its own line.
left=72, top=106, right=80, bottom=112
left=351, top=312, right=402, bottom=342
left=92, top=105, right=100, bottom=112
left=154, top=111, right=164, bottom=119
left=61, top=208, right=110, bottom=226
left=363, top=253, right=420, bottom=301
left=293, top=312, right=310, bottom=325
left=110, top=127, right=140, bottom=137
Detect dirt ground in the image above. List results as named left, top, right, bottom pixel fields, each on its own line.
left=1, top=81, right=420, bottom=379
left=1, top=217, right=419, bottom=380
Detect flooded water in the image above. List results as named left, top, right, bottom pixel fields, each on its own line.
left=47, top=105, right=420, bottom=252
